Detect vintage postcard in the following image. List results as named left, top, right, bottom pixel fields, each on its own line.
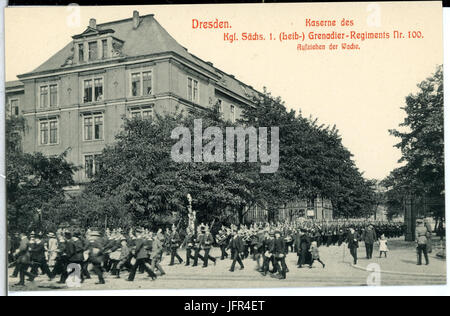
left=3, top=1, right=446, bottom=294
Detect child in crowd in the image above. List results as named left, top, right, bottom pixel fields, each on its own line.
left=378, top=234, right=389, bottom=258
left=309, top=241, right=325, bottom=269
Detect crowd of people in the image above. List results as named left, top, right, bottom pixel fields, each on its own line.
left=8, top=220, right=407, bottom=287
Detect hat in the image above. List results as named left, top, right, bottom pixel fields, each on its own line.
left=47, top=232, right=56, bottom=238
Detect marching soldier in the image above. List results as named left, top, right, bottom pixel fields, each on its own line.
left=151, top=232, right=166, bottom=276
left=182, top=228, right=195, bottom=266
left=200, top=225, right=216, bottom=268
left=228, top=230, right=244, bottom=272
left=192, top=226, right=206, bottom=267
left=127, top=230, right=157, bottom=282
left=216, top=227, right=230, bottom=260
left=169, top=225, right=183, bottom=266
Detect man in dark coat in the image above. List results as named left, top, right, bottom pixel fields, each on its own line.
left=127, top=231, right=157, bottom=282
left=261, top=231, right=276, bottom=276
left=361, top=225, right=377, bottom=259
left=272, top=231, right=288, bottom=279
left=228, top=230, right=244, bottom=272
left=296, top=230, right=311, bottom=268
left=29, top=234, right=54, bottom=281
left=347, top=227, right=360, bottom=265
left=14, top=232, right=34, bottom=286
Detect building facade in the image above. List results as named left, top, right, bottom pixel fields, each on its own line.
left=5, top=11, right=333, bottom=220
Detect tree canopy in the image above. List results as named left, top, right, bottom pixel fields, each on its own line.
left=382, top=65, right=444, bottom=220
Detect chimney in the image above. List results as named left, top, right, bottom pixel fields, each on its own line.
left=89, top=18, right=97, bottom=29
left=133, top=11, right=140, bottom=29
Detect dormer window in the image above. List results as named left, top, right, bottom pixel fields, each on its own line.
left=102, top=40, right=108, bottom=59
left=88, top=41, right=98, bottom=61
left=72, top=17, right=125, bottom=64
left=78, top=44, right=84, bottom=62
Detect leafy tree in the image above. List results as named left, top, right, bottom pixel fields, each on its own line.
left=6, top=116, right=79, bottom=233
left=383, top=65, right=444, bottom=221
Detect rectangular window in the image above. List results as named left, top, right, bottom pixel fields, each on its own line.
left=217, top=99, right=223, bottom=113
left=187, top=77, right=199, bottom=102
left=94, top=116, right=103, bottom=140
left=130, top=106, right=153, bottom=120
left=142, top=109, right=153, bottom=119
left=142, top=71, right=152, bottom=95
left=94, top=78, right=103, bottom=101
left=131, top=73, right=141, bottom=97
left=85, top=155, right=94, bottom=178
left=10, top=99, right=19, bottom=116
left=78, top=44, right=84, bottom=62
left=193, top=80, right=199, bottom=101
left=230, top=105, right=235, bottom=123
left=88, top=41, right=98, bottom=60
left=187, top=78, right=193, bottom=101
left=84, top=117, right=93, bottom=141
left=40, top=121, right=48, bottom=145
left=50, top=85, right=58, bottom=107
left=85, top=154, right=102, bottom=179
left=50, top=121, right=58, bottom=144
left=84, top=113, right=104, bottom=141
left=83, top=78, right=103, bottom=103
left=102, top=40, right=108, bottom=59
left=40, top=86, right=48, bottom=108
left=39, top=118, right=58, bottom=145
left=84, top=80, right=93, bottom=103
left=131, top=111, right=142, bottom=119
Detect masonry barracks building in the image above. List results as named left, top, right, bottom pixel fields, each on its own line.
left=5, top=11, right=333, bottom=221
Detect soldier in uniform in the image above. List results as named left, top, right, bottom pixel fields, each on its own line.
left=151, top=232, right=166, bottom=276
left=169, top=225, right=183, bottom=266
left=228, top=230, right=244, bottom=272
left=192, top=226, right=206, bottom=267
left=127, top=230, right=157, bottom=282
left=216, top=228, right=230, bottom=260
left=416, top=219, right=430, bottom=266
left=200, top=225, right=216, bottom=268
left=182, top=228, right=195, bottom=266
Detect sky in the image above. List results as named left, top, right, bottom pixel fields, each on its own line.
left=4, top=2, right=444, bottom=180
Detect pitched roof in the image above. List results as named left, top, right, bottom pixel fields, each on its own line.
left=20, top=14, right=260, bottom=102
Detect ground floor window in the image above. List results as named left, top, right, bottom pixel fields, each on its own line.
left=84, top=154, right=102, bottom=179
